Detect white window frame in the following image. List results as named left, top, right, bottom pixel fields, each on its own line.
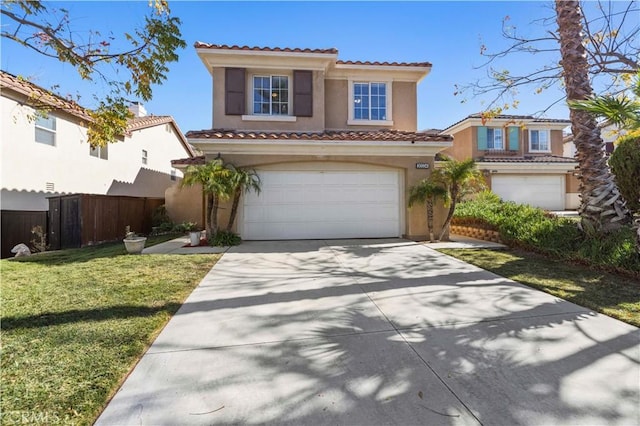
left=90, top=144, right=108, bottom=160
left=347, top=79, right=393, bottom=126
left=487, top=128, right=504, bottom=150
left=242, top=71, right=297, bottom=122
left=34, top=114, right=56, bottom=146
left=142, top=149, right=148, bottom=165
left=529, top=129, right=552, bottom=153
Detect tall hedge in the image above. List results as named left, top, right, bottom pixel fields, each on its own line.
left=609, top=135, right=640, bottom=212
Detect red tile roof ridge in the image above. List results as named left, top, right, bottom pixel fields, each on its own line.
left=194, top=42, right=338, bottom=55
left=0, top=70, right=92, bottom=122
left=336, top=60, right=432, bottom=68
left=185, top=128, right=452, bottom=142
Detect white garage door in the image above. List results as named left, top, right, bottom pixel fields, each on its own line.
left=242, top=167, right=401, bottom=240
left=492, top=175, right=565, bottom=210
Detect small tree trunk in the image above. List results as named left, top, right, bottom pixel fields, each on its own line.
left=210, top=193, right=220, bottom=235
left=426, top=199, right=435, bottom=242
left=227, top=190, right=241, bottom=232
left=437, top=187, right=458, bottom=241
left=204, top=193, right=213, bottom=236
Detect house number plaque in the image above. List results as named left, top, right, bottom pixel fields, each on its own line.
left=415, top=163, right=430, bottom=169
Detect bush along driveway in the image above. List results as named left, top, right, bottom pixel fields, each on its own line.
left=1, top=236, right=219, bottom=425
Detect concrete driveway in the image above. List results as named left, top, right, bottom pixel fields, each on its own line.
left=96, top=239, right=639, bottom=425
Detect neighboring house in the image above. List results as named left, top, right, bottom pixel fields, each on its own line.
left=563, top=123, right=621, bottom=158
left=168, top=43, right=453, bottom=240
left=440, top=114, right=580, bottom=210
left=1, top=70, right=195, bottom=212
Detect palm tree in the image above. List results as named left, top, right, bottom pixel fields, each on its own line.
left=409, top=178, right=449, bottom=242
left=435, top=157, right=482, bottom=241
left=181, top=159, right=233, bottom=235
left=226, top=165, right=261, bottom=232
left=569, top=72, right=640, bottom=135
left=555, top=0, right=631, bottom=234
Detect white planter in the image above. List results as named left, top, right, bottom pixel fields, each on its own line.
left=189, top=231, right=202, bottom=247
left=123, top=237, right=147, bottom=254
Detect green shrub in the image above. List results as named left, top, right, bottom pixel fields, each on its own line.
left=172, top=221, right=199, bottom=233
left=152, top=204, right=173, bottom=227
left=454, top=197, right=640, bottom=275
left=609, top=134, right=640, bottom=212
left=209, top=230, right=241, bottom=247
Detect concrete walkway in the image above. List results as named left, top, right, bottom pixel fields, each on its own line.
left=142, top=236, right=228, bottom=255
left=97, top=239, right=639, bottom=425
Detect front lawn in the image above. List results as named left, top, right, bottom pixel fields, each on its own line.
left=439, top=248, right=640, bottom=327
left=1, top=236, right=219, bottom=425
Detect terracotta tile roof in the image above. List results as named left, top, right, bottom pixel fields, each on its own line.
left=194, top=43, right=430, bottom=67
left=172, top=155, right=205, bottom=166
left=1, top=70, right=195, bottom=157
left=127, top=115, right=174, bottom=132
left=194, top=42, right=338, bottom=55
left=336, top=60, right=432, bottom=68
left=0, top=70, right=92, bottom=121
left=477, top=155, right=577, bottom=163
left=185, top=129, right=453, bottom=142
left=442, top=113, right=571, bottom=132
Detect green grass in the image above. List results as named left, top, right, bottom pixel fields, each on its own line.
left=439, top=248, right=640, bottom=327
left=1, top=236, right=219, bottom=425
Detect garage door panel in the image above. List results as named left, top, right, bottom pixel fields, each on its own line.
left=242, top=168, right=401, bottom=240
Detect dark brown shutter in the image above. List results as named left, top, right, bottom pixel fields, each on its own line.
left=225, top=68, right=245, bottom=115
left=293, top=70, right=313, bottom=117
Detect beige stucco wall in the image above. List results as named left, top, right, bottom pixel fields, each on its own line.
left=165, top=183, right=204, bottom=227
left=443, top=127, right=474, bottom=160
left=211, top=68, right=325, bottom=131
left=324, top=80, right=417, bottom=131
left=1, top=93, right=189, bottom=211
left=169, top=154, right=447, bottom=241
left=445, top=126, right=565, bottom=160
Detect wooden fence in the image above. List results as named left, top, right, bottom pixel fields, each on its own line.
left=48, top=194, right=164, bottom=250
left=1, top=210, right=48, bottom=259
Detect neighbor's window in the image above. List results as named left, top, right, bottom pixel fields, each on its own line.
left=35, top=115, right=56, bottom=146
left=170, top=169, right=177, bottom=181
left=142, top=149, right=148, bottom=165
left=487, top=128, right=503, bottom=150
left=253, top=75, right=289, bottom=115
left=90, top=144, right=108, bottom=160
left=530, top=129, right=551, bottom=152
left=353, top=82, right=387, bottom=121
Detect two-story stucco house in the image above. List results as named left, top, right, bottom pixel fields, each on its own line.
left=1, top=70, right=195, bottom=212
left=168, top=43, right=453, bottom=241
left=440, top=114, right=580, bottom=210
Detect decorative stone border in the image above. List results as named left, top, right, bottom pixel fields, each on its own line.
left=450, top=225, right=503, bottom=244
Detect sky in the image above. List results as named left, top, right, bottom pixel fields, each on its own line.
left=1, top=1, right=584, bottom=133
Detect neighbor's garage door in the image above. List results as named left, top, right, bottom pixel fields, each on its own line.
left=492, top=174, right=565, bottom=210
left=242, top=168, right=401, bottom=240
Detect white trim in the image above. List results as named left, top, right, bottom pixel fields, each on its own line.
left=334, top=63, right=431, bottom=73
left=196, top=48, right=337, bottom=60
left=347, top=79, right=393, bottom=125
left=242, top=115, right=297, bottom=122
left=528, top=129, right=552, bottom=153
left=435, top=160, right=576, bottom=173
left=347, top=119, right=394, bottom=126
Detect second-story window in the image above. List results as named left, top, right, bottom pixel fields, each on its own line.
left=253, top=75, right=289, bottom=115
left=142, top=149, right=148, bottom=165
left=529, top=129, right=551, bottom=152
left=35, top=115, right=56, bottom=146
left=487, top=128, right=503, bottom=150
left=90, top=144, right=108, bottom=160
left=353, top=82, right=387, bottom=121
